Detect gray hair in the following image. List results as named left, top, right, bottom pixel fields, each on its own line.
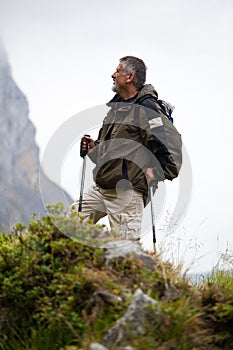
left=120, top=56, right=147, bottom=89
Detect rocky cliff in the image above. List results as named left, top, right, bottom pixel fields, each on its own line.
left=0, top=43, right=73, bottom=229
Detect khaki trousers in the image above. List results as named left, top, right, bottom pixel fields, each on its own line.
left=71, top=185, right=144, bottom=240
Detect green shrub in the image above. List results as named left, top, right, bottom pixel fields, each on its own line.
left=0, top=204, right=232, bottom=349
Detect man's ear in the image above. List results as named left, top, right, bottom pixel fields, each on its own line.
left=126, top=73, right=134, bottom=83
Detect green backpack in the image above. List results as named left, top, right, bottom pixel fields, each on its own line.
left=138, top=96, right=182, bottom=181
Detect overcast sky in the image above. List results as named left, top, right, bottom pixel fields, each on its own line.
left=0, top=0, right=233, bottom=273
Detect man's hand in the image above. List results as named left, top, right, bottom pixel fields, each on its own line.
left=146, top=168, right=156, bottom=183
left=81, top=136, right=95, bottom=155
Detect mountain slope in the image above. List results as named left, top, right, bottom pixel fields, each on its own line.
left=0, top=43, right=73, bottom=229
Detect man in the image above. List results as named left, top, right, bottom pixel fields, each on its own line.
left=71, top=56, right=166, bottom=241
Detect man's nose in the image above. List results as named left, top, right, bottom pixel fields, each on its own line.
left=112, top=72, right=116, bottom=79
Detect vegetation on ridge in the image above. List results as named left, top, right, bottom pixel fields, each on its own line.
left=0, top=204, right=232, bottom=349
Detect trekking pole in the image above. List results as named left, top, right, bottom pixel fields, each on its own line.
left=150, top=182, right=157, bottom=253
left=78, top=135, right=90, bottom=213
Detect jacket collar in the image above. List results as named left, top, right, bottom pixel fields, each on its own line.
left=107, top=84, right=158, bottom=107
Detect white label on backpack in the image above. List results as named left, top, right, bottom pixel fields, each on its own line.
left=149, top=117, right=163, bottom=128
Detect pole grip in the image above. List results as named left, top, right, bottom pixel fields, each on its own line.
left=80, top=134, right=90, bottom=158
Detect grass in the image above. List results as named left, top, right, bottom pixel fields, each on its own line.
left=0, top=204, right=232, bottom=350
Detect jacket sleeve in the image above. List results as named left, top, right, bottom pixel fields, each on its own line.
left=87, top=126, right=103, bottom=164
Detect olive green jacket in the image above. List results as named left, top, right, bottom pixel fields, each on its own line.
left=88, top=84, right=165, bottom=205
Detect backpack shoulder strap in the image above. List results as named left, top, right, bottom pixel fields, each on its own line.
left=136, top=94, right=174, bottom=124
left=136, top=94, right=157, bottom=107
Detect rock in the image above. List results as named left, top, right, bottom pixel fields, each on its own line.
left=93, top=291, right=123, bottom=305
left=85, top=290, right=123, bottom=320
left=0, top=42, right=73, bottom=229
left=88, top=343, right=109, bottom=350
left=102, top=288, right=160, bottom=347
left=103, top=240, right=156, bottom=270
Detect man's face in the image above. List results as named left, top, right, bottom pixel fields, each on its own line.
left=111, top=62, right=128, bottom=93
